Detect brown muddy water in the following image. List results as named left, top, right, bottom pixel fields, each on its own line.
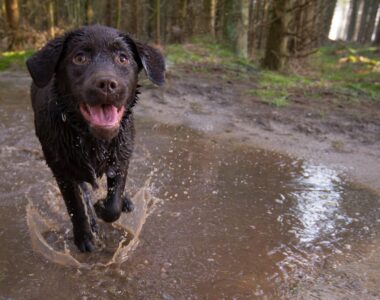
left=0, top=72, right=379, bottom=299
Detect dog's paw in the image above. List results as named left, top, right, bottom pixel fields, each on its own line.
left=122, top=195, right=134, bottom=213
left=74, top=230, right=95, bottom=253
left=94, top=199, right=121, bottom=223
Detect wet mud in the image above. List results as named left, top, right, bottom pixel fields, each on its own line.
left=0, top=72, right=379, bottom=299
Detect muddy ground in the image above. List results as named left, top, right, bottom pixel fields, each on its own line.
left=0, top=69, right=379, bottom=299
left=137, top=67, right=380, bottom=298
left=139, top=66, right=380, bottom=194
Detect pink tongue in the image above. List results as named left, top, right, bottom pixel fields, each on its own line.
left=89, top=105, right=119, bottom=126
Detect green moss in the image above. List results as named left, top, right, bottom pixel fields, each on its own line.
left=0, top=50, right=34, bottom=71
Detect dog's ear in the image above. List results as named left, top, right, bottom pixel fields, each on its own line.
left=129, top=39, right=165, bottom=86
left=26, top=35, right=66, bottom=88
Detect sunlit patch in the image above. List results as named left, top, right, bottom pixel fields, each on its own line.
left=291, top=165, right=348, bottom=244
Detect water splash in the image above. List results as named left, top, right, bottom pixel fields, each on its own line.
left=26, top=178, right=159, bottom=269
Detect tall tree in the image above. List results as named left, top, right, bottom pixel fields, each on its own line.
left=84, top=0, right=94, bottom=25
left=155, top=0, right=161, bottom=44
left=5, top=0, right=21, bottom=50
left=47, top=0, right=55, bottom=38
left=105, top=0, right=113, bottom=27
left=235, top=0, right=249, bottom=57
left=321, top=0, right=337, bottom=43
left=116, top=0, right=122, bottom=29
left=129, top=0, right=139, bottom=36
left=363, top=0, right=380, bottom=43
left=256, top=0, right=271, bottom=51
left=357, top=0, right=372, bottom=43
left=247, top=0, right=257, bottom=59
left=374, top=17, right=380, bottom=45
left=210, top=0, right=217, bottom=37
left=262, top=0, right=294, bottom=70
left=346, top=0, right=360, bottom=41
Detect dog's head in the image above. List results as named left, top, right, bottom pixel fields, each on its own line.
left=26, top=25, right=165, bottom=140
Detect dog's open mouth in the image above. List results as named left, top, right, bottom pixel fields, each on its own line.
left=80, top=103, right=125, bottom=128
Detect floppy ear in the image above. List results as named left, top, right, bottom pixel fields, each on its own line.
left=135, top=42, right=166, bottom=86
left=26, top=35, right=66, bottom=88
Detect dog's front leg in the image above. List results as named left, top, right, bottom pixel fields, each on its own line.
left=94, top=170, right=134, bottom=223
left=56, top=177, right=95, bottom=252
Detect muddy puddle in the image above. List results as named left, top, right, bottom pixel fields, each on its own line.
left=0, top=73, right=379, bottom=299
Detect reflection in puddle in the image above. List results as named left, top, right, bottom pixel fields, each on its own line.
left=292, top=165, right=347, bottom=244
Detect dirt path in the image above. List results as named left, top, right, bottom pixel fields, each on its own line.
left=137, top=69, right=380, bottom=194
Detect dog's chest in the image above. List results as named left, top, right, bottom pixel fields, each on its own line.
left=78, top=137, right=113, bottom=175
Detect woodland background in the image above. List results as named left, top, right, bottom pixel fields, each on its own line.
left=1, top=0, right=379, bottom=71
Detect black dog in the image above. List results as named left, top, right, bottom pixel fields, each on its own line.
left=26, top=25, right=165, bottom=252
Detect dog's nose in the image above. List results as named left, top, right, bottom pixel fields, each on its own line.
left=95, top=78, right=119, bottom=94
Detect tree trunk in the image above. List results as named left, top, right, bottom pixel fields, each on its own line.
left=21, top=0, right=30, bottom=27
left=183, top=0, right=195, bottom=39
left=247, top=0, right=257, bottom=59
left=47, top=0, right=55, bottom=38
left=358, top=0, right=371, bottom=43
left=116, top=0, right=122, bottom=29
left=84, top=0, right=94, bottom=25
left=156, top=0, right=161, bottom=44
left=235, top=0, right=249, bottom=57
left=364, top=0, right=380, bottom=43
left=105, top=0, right=113, bottom=27
left=0, top=2, right=5, bottom=24
left=301, top=0, right=317, bottom=49
left=5, top=0, right=21, bottom=50
left=262, top=0, right=294, bottom=71
left=288, top=0, right=305, bottom=55
left=130, top=0, right=139, bottom=35
left=374, top=16, right=380, bottom=45
left=257, top=0, right=271, bottom=50
left=347, top=0, right=360, bottom=41
left=321, top=0, right=337, bottom=43
left=215, top=0, right=225, bottom=40
left=210, top=0, right=217, bottom=37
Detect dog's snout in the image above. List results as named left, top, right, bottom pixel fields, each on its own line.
left=95, top=77, right=119, bottom=94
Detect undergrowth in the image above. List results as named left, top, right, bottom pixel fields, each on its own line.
left=166, top=41, right=379, bottom=105
left=0, top=50, right=33, bottom=71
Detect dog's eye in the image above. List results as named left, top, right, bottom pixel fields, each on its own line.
left=115, top=54, right=129, bottom=65
left=73, top=54, right=89, bottom=65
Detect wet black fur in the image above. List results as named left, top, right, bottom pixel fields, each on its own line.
left=26, top=25, right=165, bottom=252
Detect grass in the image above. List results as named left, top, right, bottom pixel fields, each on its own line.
left=165, top=40, right=379, bottom=106
left=250, top=44, right=380, bottom=106
left=248, top=71, right=312, bottom=107
left=313, top=45, right=380, bottom=101
left=0, top=50, right=34, bottom=71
